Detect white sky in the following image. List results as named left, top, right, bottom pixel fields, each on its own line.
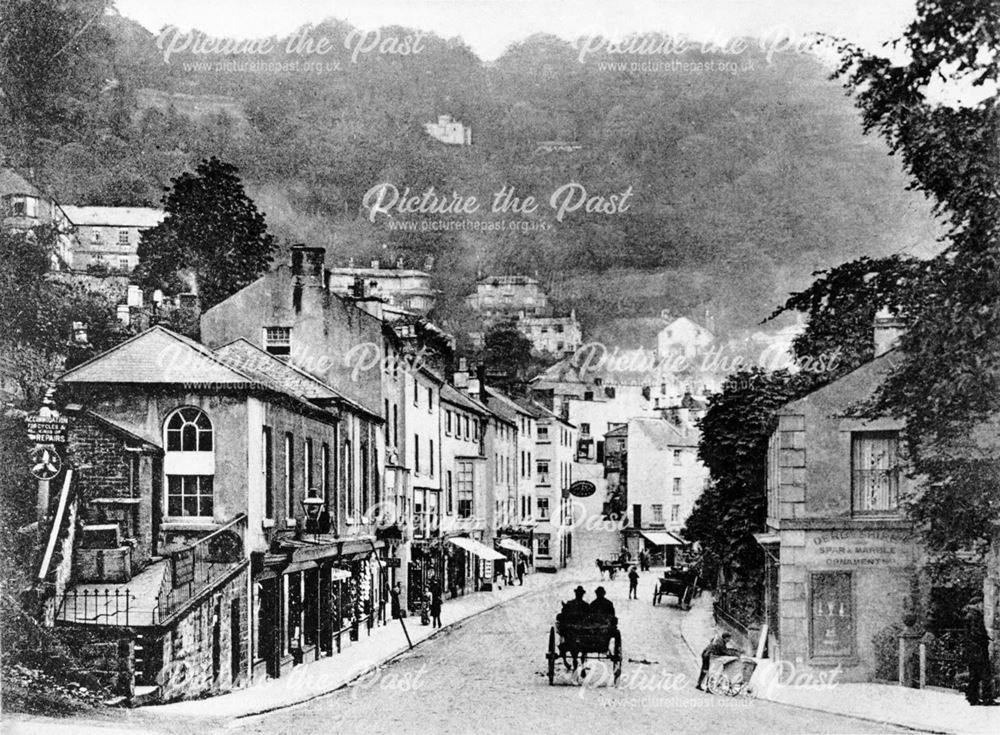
left=113, top=0, right=918, bottom=61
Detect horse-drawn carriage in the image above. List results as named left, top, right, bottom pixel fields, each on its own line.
left=546, top=612, right=623, bottom=685
left=595, top=557, right=629, bottom=580
left=652, top=566, right=699, bottom=609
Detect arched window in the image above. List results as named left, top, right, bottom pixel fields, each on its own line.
left=164, top=407, right=215, bottom=519
left=166, top=407, right=213, bottom=451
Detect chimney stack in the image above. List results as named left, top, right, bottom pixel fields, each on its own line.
left=476, top=364, right=488, bottom=404
left=291, top=245, right=326, bottom=280
left=873, top=308, right=905, bottom=358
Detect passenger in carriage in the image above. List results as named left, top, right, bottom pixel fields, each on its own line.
left=589, top=586, right=616, bottom=618
left=561, top=585, right=589, bottom=617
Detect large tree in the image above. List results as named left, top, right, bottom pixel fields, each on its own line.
left=828, top=0, right=1000, bottom=566
left=135, top=157, right=276, bottom=311
left=685, top=369, right=812, bottom=620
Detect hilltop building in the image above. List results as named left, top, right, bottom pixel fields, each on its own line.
left=423, top=115, right=472, bottom=145
left=0, top=168, right=72, bottom=268
left=465, top=275, right=581, bottom=356
left=327, top=260, right=439, bottom=316
left=61, top=206, right=164, bottom=273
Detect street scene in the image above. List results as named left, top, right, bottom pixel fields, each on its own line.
left=1, top=1, right=999, bottom=734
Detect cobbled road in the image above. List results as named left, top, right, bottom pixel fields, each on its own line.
left=234, top=574, right=908, bottom=735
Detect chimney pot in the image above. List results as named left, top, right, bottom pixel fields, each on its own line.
left=873, top=308, right=905, bottom=358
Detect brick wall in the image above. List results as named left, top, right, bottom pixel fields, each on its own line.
left=68, top=416, right=132, bottom=501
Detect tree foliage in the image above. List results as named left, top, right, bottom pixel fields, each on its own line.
left=134, top=157, right=275, bottom=311
left=0, top=226, right=131, bottom=405
left=685, top=369, right=811, bottom=619
left=0, top=0, right=112, bottom=166
left=828, top=0, right=1000, bottom=562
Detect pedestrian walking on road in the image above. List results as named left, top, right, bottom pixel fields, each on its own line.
left=963, top=601, right=997, bottom=706
left=628, top=566, right=639, bottom=599
left=516, top=557, right=526, bottom=585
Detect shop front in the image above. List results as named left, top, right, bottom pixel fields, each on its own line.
left=497, top=535, right=533, bottom=576
left=251, top=537, right=388, bottom=680
left=767, top=524, right=919, bottom=682
left=447, top=536, right=506, bottom=591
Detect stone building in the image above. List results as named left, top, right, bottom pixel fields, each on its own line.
left=43, top=324, right=388, bottom=701
left=61, top=206, right=164, bottom=273
left=759, top=337, right=922, bottom=681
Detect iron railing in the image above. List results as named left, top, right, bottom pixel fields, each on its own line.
left=155, top=514, right=247, bottom=621
left=59, top=514, right=246, bottom=627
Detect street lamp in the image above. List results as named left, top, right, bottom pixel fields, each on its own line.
left=302, top=495, right=325, bottom=540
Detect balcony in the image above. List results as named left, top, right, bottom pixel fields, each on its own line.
left=58, top=515, right=247, bottom=627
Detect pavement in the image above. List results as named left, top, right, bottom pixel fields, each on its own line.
left=146, top=569, right=576, bottom=719
left=678, top=593, right=1000, bottom=735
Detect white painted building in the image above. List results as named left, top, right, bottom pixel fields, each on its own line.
left=424, top=115, right=472, bottom=145
left=622, top=415, right=709, bottom=562
left=656, top=315, right=714, bottom=360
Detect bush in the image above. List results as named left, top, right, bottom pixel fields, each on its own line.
left=1, top=663, right=108, bottom=716
left=872, top=623, right=903, bottom=681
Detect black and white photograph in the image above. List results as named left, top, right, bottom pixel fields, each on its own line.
left=0, top=1, right=997, bottom=733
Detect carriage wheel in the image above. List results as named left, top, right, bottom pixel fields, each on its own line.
left=741, top=682, right=757, bottom=699
left=611, top=634, right=623, bottom=684
left=652, top=588, right=659, bottom=605
left=706, top=672, right=727, bottom=695
left=547, top=628, right=556, bottom=685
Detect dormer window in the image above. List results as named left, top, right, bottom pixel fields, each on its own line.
left=264, top=326, right=291, bottom=356
left=9, top=195, right=37, bottom=218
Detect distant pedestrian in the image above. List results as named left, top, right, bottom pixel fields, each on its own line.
left=517, top=557, right=526, bottom=586
left=963, top=601, right=997, bottom=706
left=505, top=559, right=515, bottom=586
left=628, top=566, right=639, bottom=599
left=639, top=551, right=649, bottom=572
left=430, top=593, right=442, bottom=628
left=390, top=582, right=402, bottom=619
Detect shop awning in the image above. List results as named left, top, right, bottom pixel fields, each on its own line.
left=284, top=560, right=318, bottom=574
left=498, top=538, right=532, bottom=555
left=641, top=531, right=686, bottom=547
left=448, top=536, right=506, bottom=561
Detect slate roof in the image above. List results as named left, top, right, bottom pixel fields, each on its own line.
left=0, top=168, right=42, bottom=198
left=439, top=382, right=492, bottom=416
left=61, top=206, right=164, bottom=228
left=214, top=339, right=380, bottom=420
left=58, top=326, right=258, bottom=386
left=630, top=416, right=699, bottom=448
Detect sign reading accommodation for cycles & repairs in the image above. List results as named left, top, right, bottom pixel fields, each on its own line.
left=26, top=415, right=68, bottom=444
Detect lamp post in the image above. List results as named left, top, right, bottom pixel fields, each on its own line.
left=302, top=495, right=325, bottom=541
